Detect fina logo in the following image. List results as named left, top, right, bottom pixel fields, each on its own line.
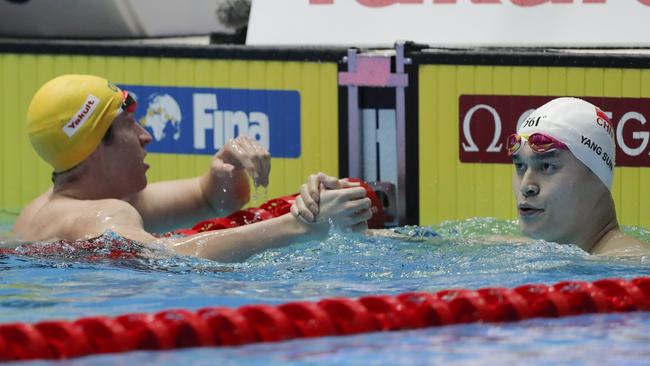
left=140, top=93, right=183, bottom=142
left=136, top=92, right=271, bottom=151
left=124, top=85, right=301, bottom=158
left=193, top=93, right=270, bottom=151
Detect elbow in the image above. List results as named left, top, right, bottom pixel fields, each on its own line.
left=222, top=191, right=250, bottom=216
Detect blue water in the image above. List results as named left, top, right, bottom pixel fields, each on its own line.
left=1, top=216, right=649, bottom=365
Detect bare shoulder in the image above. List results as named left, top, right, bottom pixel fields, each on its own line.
left=14, top=188, right=53, bottom=229
left=593, top=235, right=650, bottom=257
left=63, top=198, right=156, bottom=242
left=14, top=194, right=149, bottom=242
left=13, top=189, right=55, bottom=240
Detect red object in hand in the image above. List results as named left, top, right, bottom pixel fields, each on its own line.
left=346, top=178, right=385, bottom=229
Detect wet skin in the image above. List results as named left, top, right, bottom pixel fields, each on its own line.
left=511, top=144, right=614, bottom=247
left=92, top=111, right=152, bottom=198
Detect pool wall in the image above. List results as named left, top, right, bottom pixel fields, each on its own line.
left=2, top=40, right=650, bottom=228
left=413, top=51, right=650, bottom=227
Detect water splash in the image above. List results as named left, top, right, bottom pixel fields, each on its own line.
left=251, top=185, right=268, bottom=203
left=0, top=218, right=648, bottom=298
left=2, top=231, right=231, bottom=274
left=0, top=217, right=648, bottom=365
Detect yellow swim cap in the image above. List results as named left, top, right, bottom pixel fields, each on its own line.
left=26, top=74, right=125, bottom=172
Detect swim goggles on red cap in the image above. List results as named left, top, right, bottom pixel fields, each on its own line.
left=120, top=90, right=137, bottom=114
left=506, top=133, right=568, bottom=156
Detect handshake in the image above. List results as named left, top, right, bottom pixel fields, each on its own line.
left=289, top=173, right=377, bottom=233
left=209, top=137, right=379, bottom=235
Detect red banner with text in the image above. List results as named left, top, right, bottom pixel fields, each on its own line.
left=459, top=95, right=650, bottom=167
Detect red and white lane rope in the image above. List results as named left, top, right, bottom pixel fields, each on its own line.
left=0, top=276, right=648, bottom=361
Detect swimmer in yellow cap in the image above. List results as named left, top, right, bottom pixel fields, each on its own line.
left=14, top=74, right=373, bottom=262
left=295, top=97, right=650, bottom=257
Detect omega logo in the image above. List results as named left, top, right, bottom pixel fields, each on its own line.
left=462, top=102, right=650, bottom=159
left=459, top=95, right=650, bottom=167
left=461, top=104, right=504, bottom=153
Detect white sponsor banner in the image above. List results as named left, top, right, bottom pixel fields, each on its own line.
left=247, top=0, right=650, bottom=47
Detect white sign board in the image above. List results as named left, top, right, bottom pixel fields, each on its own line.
left=0, top=0, right=232, bottom=38
left=247, top=0, right=650, bottom=47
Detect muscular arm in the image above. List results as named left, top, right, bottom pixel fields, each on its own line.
left=128, top=170, right=250, bottom=234
left=128, top=136, right=268, bottom=234
left=93, top=204, right=315, bottom=263
left=165, top=214, right=316, bottom=262
left=83, top=186, right=370, bottom=263
left=63, top=199, right=317, bottom=262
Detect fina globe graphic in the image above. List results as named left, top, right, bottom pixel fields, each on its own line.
left=139, top=93, right=182, bottom=142
left=121, top=85, right=301, bottom=157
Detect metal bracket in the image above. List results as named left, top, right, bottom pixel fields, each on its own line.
left=338, top=42, right=409, bottom=227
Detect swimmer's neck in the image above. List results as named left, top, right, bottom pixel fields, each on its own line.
left=577, top=217, right=620, bottom=254
left=52, top=176, right=122, bottom=201
left=566, top=191, right=621, bottom=255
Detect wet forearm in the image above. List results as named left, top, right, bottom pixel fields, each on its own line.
left=200, top=170, right=251, bottom=215
left=167, top=214, right=320, bottom=262
left=131, top=178, right=218, bottom=233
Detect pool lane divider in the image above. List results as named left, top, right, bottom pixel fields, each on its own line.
left=0, top=276, right=648, bottom=361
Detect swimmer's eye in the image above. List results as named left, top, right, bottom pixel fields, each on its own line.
left=514, top=162, right=526, bottom=174
left=541, top=163, right=557, bottom=172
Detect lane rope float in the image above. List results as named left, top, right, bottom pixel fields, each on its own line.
left=0, top=276, right=647, bottom=361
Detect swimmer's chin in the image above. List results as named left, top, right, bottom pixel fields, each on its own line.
left=518, top=223, right=549, bottom=242
left=519, top=227, right=567, bottom=246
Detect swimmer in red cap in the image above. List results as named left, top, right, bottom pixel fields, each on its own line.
left=13, top=75, right=373, bottom=262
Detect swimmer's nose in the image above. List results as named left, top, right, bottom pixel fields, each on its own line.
left=137, top=123, right=153, bottom=146
left=519, top=169, right=540, bottom=197
left=521, top=184, right=539, bottom=197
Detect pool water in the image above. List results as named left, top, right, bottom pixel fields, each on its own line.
left=1, top=216, right=649, bottom=365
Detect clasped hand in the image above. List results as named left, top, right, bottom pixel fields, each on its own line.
left=291, top=173, right=373, bottom=231
left=211, top=136, right=271, bottom=187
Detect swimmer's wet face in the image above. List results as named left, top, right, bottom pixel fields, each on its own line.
left=510, top=97, right=619, bottom=249
left=93, top=108, right=152, bottom=197
left=512, top=144, right=610, bottom=244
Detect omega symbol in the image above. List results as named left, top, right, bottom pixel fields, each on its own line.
left=461, top=104, right=503, bottom=153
